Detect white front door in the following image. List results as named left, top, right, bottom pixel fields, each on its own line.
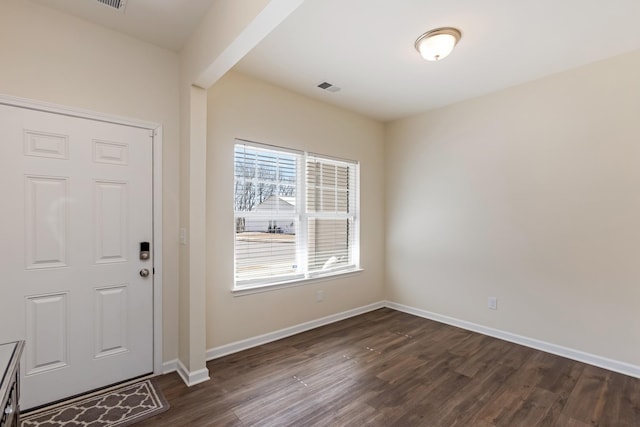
left=0, top=104, right=154, bottom=409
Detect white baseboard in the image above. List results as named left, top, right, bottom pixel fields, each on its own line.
left=385, top=301, right=640, bottom=379
left=206, top=301, right=386, bottom=360
left=176, top=360, right=210, bottom=386
left=162, top=359, right=178, bottom=374
left=202, top=299, right=639, bottom=381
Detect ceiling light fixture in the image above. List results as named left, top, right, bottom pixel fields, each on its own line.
left=415, top=27, right=462, bottom=61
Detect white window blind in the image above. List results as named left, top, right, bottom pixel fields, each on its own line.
left=234, top=144, right=302, bottom=284
left=305, top=155, right=357, bottom=276
left=234, top=141, right=359, bottom=289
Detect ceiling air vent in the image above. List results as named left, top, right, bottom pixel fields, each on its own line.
left=96, top=0, right=127, bottom=11
left=317, top=81, right=341, bottom=93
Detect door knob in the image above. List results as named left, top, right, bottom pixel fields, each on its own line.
left=139, top=268, right=150, bottom=277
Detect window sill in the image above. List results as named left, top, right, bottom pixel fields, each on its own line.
left=231, top=268, right=364, bottom=297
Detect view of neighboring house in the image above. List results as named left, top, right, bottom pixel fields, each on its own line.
left=243, top=195, right=296, bottom=234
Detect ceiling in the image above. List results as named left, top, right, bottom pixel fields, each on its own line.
left=235, top=0, right=640, bottom=121
left=30, top=0, right=640, bottom=122
left=30, top=0, right=216, bottom=51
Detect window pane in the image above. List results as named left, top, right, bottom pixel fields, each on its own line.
left=307, top=218, right=352, bottom=272
left=336, top=165, right=349, bottom=189
left=306, top=160, right=352, bottom=214
left=321, top=164, right=336, bottom=187
left=235, top=145, right=297, bottom=213
left=235, top=217, right=298, bottom=281
left=336, top=189, right=349, bottom=212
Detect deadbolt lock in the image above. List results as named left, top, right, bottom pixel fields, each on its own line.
left=140, top=241, right=150, bottom=260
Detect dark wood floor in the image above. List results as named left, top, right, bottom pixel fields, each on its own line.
left=138, top=308, right=640, bottom=426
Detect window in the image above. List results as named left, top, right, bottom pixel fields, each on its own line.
left=234, top=141, right=359, bottom=289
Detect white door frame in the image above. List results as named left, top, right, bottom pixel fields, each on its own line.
left=0, top=94, right=164, bottom=375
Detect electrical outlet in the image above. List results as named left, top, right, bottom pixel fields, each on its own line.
left=179, top=227, right=187, bottom=245
left=488, top=297, right=497, bottom=310
left=316, top=290, right=324, bottom=302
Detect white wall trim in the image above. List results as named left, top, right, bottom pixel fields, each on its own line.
left=0, top=93, right=165, bottom=378
left=162, top=359, right=178, bottom=374
left=152, top=126, right=164, bottom=376
left=177, top=360, right=211, bottom=387
left=202, top=299, right=639, bottom=382
left=0, top=94, right=160, bottom=130
left=206, top=301, right=385, bottom=360
left=385, top=301, right=640, bottom=379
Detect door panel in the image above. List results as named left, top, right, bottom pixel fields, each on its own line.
left=0, top=104, right=153, bottom=409
left=25, top=293, right=69, bottom=375
left=94, top=285, right=129, bottom=358
left=94, top=180, right=128, bottom=263
left=24, top=176, right=69, bottom=269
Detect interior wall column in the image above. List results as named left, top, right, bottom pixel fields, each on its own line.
left=176, top=0, right=304, bottom=386
left=187, top=85, right=209, bottom=384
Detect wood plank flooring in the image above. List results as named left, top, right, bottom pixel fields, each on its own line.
left=138, top=308, right=640, bottom=426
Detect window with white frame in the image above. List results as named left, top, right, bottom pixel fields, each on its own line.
left=234, top=141, right=359, bottom=289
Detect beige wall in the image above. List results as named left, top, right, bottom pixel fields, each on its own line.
left=385, top=50, right=640, bottom=366
left=0, top=0, right=181, bottom=362
left=205, top=71, right=385, bottom=348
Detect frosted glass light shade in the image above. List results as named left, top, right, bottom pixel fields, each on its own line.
left=415, top=27, right=461, bottom=61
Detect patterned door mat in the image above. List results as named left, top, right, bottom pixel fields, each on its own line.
left=20, top=379, right=169, bottom=427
